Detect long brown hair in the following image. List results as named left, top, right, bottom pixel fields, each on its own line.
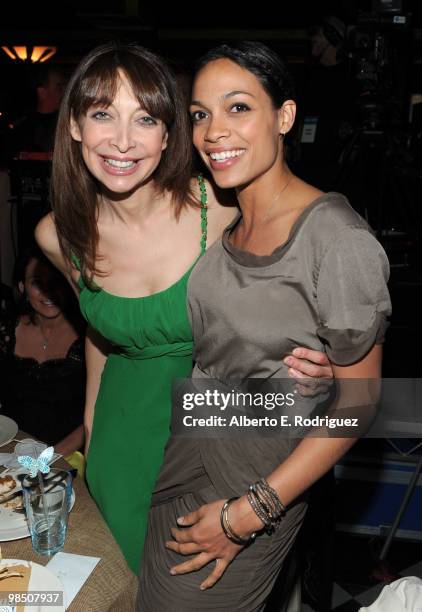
left=51, top=42, right=195, bottom=282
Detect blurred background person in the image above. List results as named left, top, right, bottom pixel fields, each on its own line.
left=0, top=245, right=85, bottom=457
left=296, top=16, right=356, bottom=192
left=309, top=15, right=347, bottom=68
left=9, top=64, right=66, bottom=155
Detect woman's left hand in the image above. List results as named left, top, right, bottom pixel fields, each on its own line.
left=284, top=347, right=333, bottom=396
left=166, top=499, right=246, bottom=590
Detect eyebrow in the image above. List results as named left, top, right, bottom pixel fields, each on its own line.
left=88, top=101, right=147, bottom=114
left=191, top=90, right=256, bottom=106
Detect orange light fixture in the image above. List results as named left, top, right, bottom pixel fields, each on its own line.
left=1, top=46, right=57, bottom=63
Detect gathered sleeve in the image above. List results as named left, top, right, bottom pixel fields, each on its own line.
left=316, top=227, right=391, bottom=365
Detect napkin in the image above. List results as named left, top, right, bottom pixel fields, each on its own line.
left=47, top=552, right=100, bottom=608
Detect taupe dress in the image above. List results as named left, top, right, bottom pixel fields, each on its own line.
left=138, top=193, right=391, bottom=611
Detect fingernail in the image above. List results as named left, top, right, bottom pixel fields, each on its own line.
left=200, top=585, right=206, bottom=591
left=284, top=357, right=293, bottom=366
left=292, top=348, right=301, bottom=356
left=170, top=569, right=176, bottom=575
left=177, top=517, right=184, bottom=525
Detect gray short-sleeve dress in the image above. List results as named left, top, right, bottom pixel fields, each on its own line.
left=138, top=193, right=391, bottom=611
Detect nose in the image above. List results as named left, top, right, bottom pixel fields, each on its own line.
left=204, top=113, right=230, bottom=143
left=110, top=121, right=136, bottom=153
left=37, top=280, right=53, bottom=299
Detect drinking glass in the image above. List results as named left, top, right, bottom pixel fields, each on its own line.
left=22, top=469, right=72, bottom=556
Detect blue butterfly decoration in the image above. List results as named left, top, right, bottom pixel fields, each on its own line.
left=17, top=446, right=54, bottom=478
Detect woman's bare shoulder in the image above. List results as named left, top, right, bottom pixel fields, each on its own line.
left=293, top=177, right=324, bottom=207
left=35, top=213, right=68, bottom=274
left=193, top=177, right=238, bottom=244
left=190, top=176, right=237, bottom=220
left=35, top=212, right=58, bottom=250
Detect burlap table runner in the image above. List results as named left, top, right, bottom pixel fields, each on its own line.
left=1, top=434, right=138, bottom=611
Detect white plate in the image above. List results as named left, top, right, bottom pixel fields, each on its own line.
left=0, top=466, right=28, bottom=498
left=0, top=415, right=18, bottom=448
left=1, top=559, right=65, bottom=611
left=0, top=477, right=75, bottom=542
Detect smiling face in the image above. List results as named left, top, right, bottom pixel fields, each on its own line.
left=20, top=258, right=67, bottom=320
left=70, top=72, right=168, bottom=197
left=190, top=58, right=294, bottom=190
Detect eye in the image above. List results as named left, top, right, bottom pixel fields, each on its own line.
left=190, top=110, right=208, bottom=123
left=230, top=103, right=250, bottom=113
left=91, top=110, right=110, bottom=120
left=138, top=115, right=158, bottom=126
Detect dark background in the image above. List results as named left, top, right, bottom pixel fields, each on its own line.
left=1, top=0, right=421, bottom=112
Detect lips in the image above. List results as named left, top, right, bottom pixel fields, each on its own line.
left=209, top=149, right=245, bottom=161
left=206, top=148, right=245, bottom=171
left=100, top=155, right=141, bottom=176
left=40, top=299, right=57, bottom=307
left=105, top=158, right=136, bottom=168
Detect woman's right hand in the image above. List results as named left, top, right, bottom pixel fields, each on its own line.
left=283, top=347, right=333, bottom=396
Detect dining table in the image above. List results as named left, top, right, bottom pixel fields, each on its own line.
left=1, top=433, right=138, bottom=611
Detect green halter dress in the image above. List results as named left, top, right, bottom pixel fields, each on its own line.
left=74, top=177, right=207, bottom=573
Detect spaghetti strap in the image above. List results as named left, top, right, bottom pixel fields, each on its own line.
left=198, top=174, right=208, bottom=255
left=70, top=251, right=81, bottom=271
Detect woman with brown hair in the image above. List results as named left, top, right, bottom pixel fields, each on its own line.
left=36, top=42, right=332, bottom=573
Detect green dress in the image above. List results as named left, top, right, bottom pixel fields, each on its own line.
left=75, top=178, right=207, bottom=573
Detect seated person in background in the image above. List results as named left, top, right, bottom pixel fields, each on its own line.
left=0, top=245, right=85, bottom=456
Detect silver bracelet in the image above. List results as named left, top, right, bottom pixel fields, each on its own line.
left=220, top=497, right=257, bottom=546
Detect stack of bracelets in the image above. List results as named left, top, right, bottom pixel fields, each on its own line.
left=220, top=478, right=286, bottom=546
left=247, top=478, right=286, bottom=534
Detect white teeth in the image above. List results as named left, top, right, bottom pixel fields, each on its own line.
left=209, top=149, right=245, bottom=161
left=104, top=158, right=137, bottom=168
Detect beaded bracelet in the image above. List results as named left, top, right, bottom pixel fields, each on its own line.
left=246, top=479, right=286, bottom=534
left=220, top=497, right=257, bottom=546
left=258, top=478, right=286, bottom=516
left=255, top=483, right=279, bottom=521
left=247, top=486, right=272, bottom=532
